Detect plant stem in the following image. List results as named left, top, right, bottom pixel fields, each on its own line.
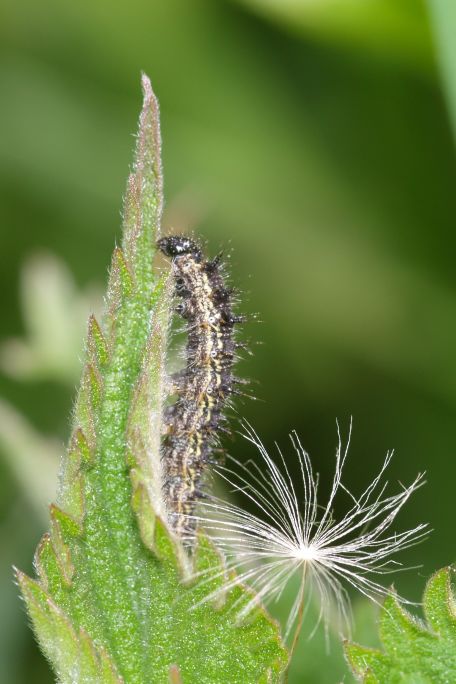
left=285, top=564, right=307, bottom=681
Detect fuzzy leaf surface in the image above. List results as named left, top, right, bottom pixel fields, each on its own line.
left=345, top=567, right=456, bottom=683
left=19, top=75, right=287, bottom=683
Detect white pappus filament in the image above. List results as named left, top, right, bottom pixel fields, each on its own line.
left=185, top=421, right=428, bottom=653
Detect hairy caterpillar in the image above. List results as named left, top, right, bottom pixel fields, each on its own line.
left=157, top=236, right=244, bottom=538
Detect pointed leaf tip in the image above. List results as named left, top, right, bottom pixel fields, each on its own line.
left=141, top=73, right=153, bottom=101
left=70, top=427, right=93, bottom=467
left=112, top=248, right=134, bottom=295
left=50, top=504, right=82, bottom=538
left=423, top=567, right=456, bottom=635
left=87, top=315, right=109, bottom=368
left=344, top=641, right=388, bottom=680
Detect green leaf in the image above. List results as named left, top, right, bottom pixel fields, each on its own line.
left=345, top=567, right=456, bottom=683
left=0, top=398, right=59, bottom=521
left=427, top=1, right=456, bottom=143
left=236, top=0, right=434, bottom=73
left=18, top=74, right=287, bottom=683
left=0, top=252, right=100, bottom=384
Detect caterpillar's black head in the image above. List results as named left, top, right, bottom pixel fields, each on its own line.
left=157, top=236, right=202, bottom=261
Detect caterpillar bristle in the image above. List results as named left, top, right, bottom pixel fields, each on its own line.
left=204, top=252, right=224, bottom=273
left=212, top=286, right=235, bottom=304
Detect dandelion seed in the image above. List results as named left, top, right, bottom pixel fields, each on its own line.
left=184, top=420, right=428, bottom=658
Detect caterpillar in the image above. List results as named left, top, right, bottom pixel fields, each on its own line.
left=157, top=235, right=244, bottom=539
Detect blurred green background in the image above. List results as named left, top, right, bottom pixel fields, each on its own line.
left=1, top=0, right=456, bottom=681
